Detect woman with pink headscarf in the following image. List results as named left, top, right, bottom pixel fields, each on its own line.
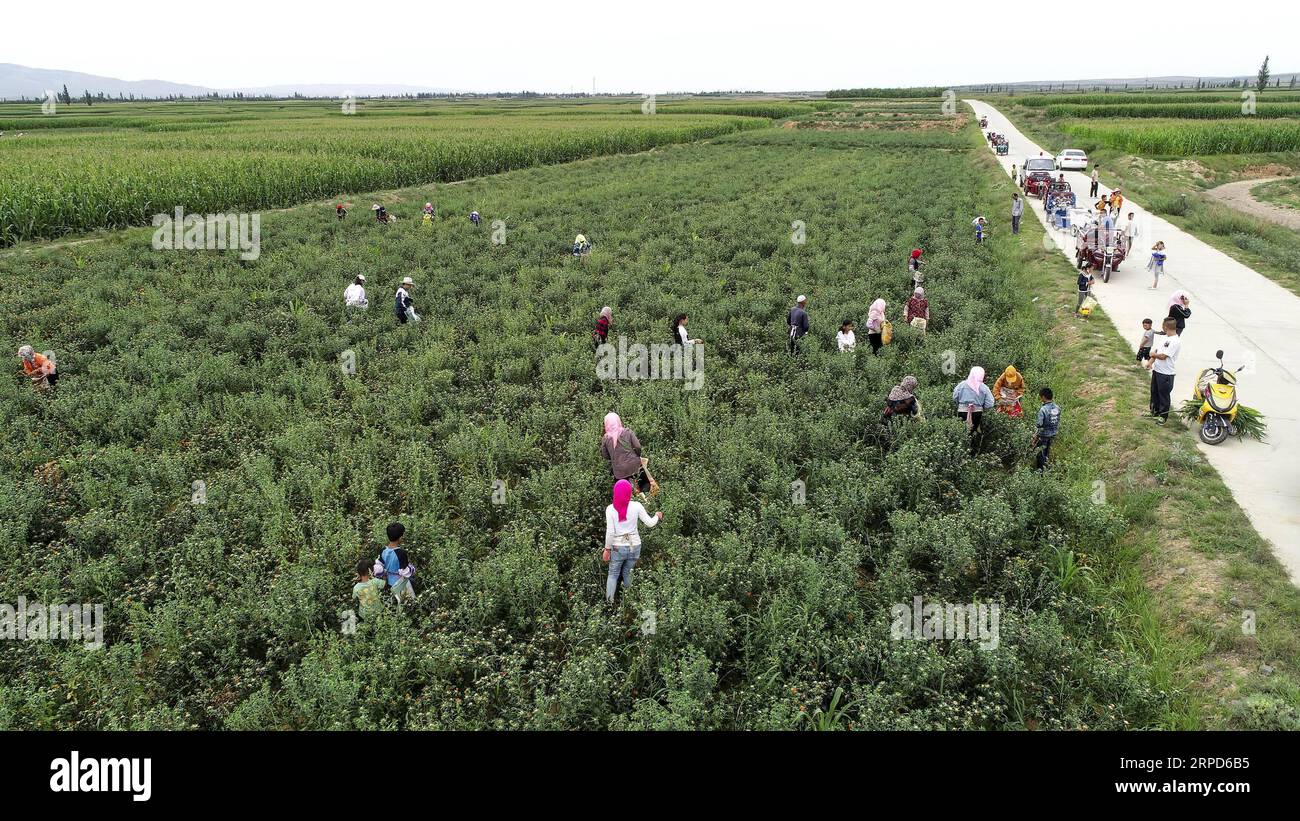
left=1166, top=290, right=1191, bottom=339
left=952, top=366, right=995, bottom=454
left=603, top=479, right=663, bottom=602
left=601, top=411, right=653, bottom=495
left=866, top=298, right=888, bottom=355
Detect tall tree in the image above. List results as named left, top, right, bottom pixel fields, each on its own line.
left=1256, top=56, right=1270, bottom=93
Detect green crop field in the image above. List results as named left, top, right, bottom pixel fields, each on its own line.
left=1061, top=119, right=1300, bottom=155
left=1047, top=102, right=1300, bottom=119
left=0, top=99, right=803, bottom=247
left=0, top=113, right=1175, bottom=730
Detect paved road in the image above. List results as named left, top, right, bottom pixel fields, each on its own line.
left=968, top=100, right=1300, bottom=584
left=1205, top=177, right=1300, bottom=231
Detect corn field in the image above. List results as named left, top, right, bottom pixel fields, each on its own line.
left=1062, top=119, right=1300, bottom=155
left=1013, top=92, right=1300, bottom=107
left=0, top=105, right=772, bottom=246
left=1047, top=102, right=1300, bottom=119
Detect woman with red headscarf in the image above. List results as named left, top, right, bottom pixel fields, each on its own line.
left=603, top=479, right=663, bottom=603
left=909, top=248, right=924, bottom=290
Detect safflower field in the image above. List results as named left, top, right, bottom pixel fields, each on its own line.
left=0, top=102, right=1178, bottom=730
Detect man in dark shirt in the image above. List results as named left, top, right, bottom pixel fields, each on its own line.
left=787, top=295, right=809, bottom=356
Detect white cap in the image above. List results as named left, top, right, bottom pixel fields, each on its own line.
left=17, top=345, right=34, bottom=358
left=797, top=295, right=807, bottom=303
left=402, top=276, right=414, bottom=285
left=356, top=274, right=366, bottom=282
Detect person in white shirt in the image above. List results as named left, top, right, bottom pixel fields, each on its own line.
left=344, top=275, right=368, bottom=309
left=604, top=479, right=662, bottom=603
left=1146, top=317, right=1181, bottom=425
left=671, top=313, right=703, bottom=348
left=1124, top=212, right=1139, bottom=251
left=836, top=319, right=856, bottom=352
left=395, top=277, right=419, bottom=323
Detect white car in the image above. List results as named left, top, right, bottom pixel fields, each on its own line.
left=1055, top=149, right=1089, bottom=171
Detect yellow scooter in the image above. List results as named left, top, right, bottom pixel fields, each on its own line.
left=1192, top=349, right=1244, bottom=445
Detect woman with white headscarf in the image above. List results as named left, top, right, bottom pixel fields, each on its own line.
left=17, top=345, right=57, bottom=390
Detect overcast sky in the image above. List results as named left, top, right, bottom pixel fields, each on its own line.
left=7, top=0, right=1298, bottom=92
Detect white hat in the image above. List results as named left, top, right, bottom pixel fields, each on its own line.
left=371, top=204, right=381, bottom=210
left=402, top=276, right=414, bottom=285
left=356, top=274, right=366, bottom=282
left=796, top=295, right=806, bottom=303
left=17, top=345, right=33, bottom=358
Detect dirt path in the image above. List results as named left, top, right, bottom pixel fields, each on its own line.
left=968, top=99, right=1300, bottom=586
left=1205, top=177, right=1300, bottom=230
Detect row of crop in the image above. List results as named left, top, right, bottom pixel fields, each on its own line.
left=1013, top=92, right=1300, bottom=107
left=1062, top=119, right=1300, bottom=155
left=1046, top=102, right=1300, bottom=119
left=0, top=115, right=768, bottom=245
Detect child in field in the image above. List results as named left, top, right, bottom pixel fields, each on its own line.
left=593, top=306, right=612, bottom=351
left=377, top=522, right=417, bottom=604
left=353, top=560, right=386, bottom=620
left=1033, top=387, right=1061, bottom=471
left=423, top=202, right=434, bottom=218
left=1076, top=265, right=1095, bottom=317
left=470, top=211, right=481, bottom=226
left=972, top=217, right=988, bottom=243
left=17, top=346, right=57, bottom=390
left=336, top=203, right=347, bottom=220
left=1136, top=318, right=1154, bottom=365
left=836, top=319, right=856, bottom=352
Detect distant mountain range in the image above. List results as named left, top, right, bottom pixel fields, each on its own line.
left=0, top=63, right=463, bottom=100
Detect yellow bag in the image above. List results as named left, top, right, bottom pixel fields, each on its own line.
left=881, top=320, right=894, bottom=345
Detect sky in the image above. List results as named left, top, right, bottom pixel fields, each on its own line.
left=5, top=0, right=1299, bottom=93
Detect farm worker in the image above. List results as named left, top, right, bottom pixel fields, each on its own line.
left=335, top=203, right=347, bottom=220
left=422, top=212, right=433, bottom=227
left=395, top=277, right=419, bottom=323
left=378, top=522, right=417, bottom=603
left=470, top=210, right=481, bottom=226
left=1148, top=241, right=1167, bottom=289
left=992, top=365, right=1026, bottom=417
left=601, top=412, right=655, bottom=496
left=787, top=295, right=810, bottom=356
left=1076, top=265, right=1095, bottom=317
left=1167, top=291, right=1191, bottom=339
left=573, top=234, right=592, bottom=256
left=593, top=306, right=612, bottom=350
left=671, top=314, right=703, bottom=348
left=1124, top=212, right=1139, bottom=251
left=1011, top=193, right=1023, bottom=234
left=836, top=319, right=856, bottom=352
left=866, top=298, right=887, bottom=354
left=882, top=375, right=922, bottom=424
left=423, top=202, right=434, bottom=217
left=603, top=479, right=662, bottom=603
left=1089, top=165, right=1100, bottom=198
left=952, top=367, right=995, bottom=454
left=1145, top=317, right=1181, bottom=425
left=909, top=249, right=924, bottom=290
left=904, top=287, right=929, bottom=332
left=344, top=274, right=368, bottom=308
left=17, top=345, right=57, bottom=389
left=372, top=204, right=388, bottom=223
left=1033, top=387, right=1061, bottom=471
left=353, top=559, right=387, bottom=620
left=972, top=217, right=988, bottom=243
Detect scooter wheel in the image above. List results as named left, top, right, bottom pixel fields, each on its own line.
left=1199, top=416, right=1228, bottom=445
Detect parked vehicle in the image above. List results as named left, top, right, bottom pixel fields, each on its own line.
left=1018, top=156, right=1056, bottom=188
left=1074, top=222, right=1127, bottom=278
left=1192, top=350, right=1245, bottom=445
left=1055, top=149, right=1089, bottom=171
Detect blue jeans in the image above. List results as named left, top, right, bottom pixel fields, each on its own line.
left=606, top=544, right=641, bottom=602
